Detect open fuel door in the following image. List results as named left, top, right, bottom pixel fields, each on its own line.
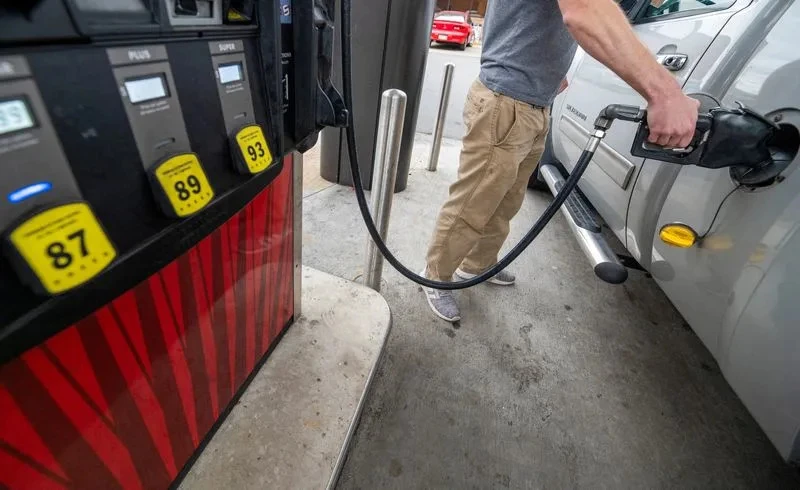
left=550, top=0, right=751, bottom=243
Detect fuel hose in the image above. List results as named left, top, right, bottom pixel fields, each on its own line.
left=339, top=0, right=601, bottom=290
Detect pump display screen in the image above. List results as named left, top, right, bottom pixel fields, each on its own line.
left=218, top=63, right=243, bottom=84
left=0, top=98, right=35, bottom=136
left=125, top=75, right=169, bottom=104
left=73, top=0, right=147, bottom=12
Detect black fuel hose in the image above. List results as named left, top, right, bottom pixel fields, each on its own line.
left=340, top=0, right=596, bottom=290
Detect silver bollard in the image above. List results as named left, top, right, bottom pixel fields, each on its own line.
left=364, top=89, right=407, bottom=291
left=427, top=63, right=455, bottom=172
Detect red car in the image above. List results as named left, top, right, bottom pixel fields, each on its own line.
left=430, top=10, right=475, bottom=50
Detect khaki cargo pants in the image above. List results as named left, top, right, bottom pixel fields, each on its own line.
left=425, top=78, right=550, bottom=281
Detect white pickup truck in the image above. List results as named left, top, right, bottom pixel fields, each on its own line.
left=534, top=0, right=800, bottom=465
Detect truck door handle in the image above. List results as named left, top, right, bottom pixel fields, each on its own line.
left=657, top=53, right=688, bottom=71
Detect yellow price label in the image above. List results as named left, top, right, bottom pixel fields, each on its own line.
left=9, top=202, right=117, bottom=295
left=153, top=153, right=215, bottom=218
left=235, top=125, right=273, bottom=174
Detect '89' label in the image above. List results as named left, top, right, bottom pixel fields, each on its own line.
left=150, top=153, right=215, bottom=218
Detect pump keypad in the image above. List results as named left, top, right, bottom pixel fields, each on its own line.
left=150, top=153, right=215, bottom=217
left=7, top=202, right=117, bottom=295
left=234, top=124, right=273, bottom=174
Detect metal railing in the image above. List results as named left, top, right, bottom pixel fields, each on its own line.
left=363, top=89, right=408, bottom=291
left=427, top=62, right=455, bottom=172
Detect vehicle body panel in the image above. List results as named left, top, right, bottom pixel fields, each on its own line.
left=628, top=0, right=793, bottom=270
left=653, top=0, right=800, bottom=459
left=550, top=0, right=800, bottom=461
left=551, top=0, right=748, bottom=244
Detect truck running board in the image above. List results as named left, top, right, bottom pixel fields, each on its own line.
left=539, top=164, right=628, bottom=284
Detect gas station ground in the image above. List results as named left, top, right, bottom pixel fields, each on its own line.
left=299, top=134, right=800, bottom=488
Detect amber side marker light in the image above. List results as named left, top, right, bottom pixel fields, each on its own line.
left=659, top=223, right=697, bottom=248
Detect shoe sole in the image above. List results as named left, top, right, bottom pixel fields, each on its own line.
left=454, top=270, right=515, bottom=286
left=419, top=286, right=461, bottom=322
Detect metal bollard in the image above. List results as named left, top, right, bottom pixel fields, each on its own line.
left=364, top=89, right=407, bottom=291
left=427, top=63, right=455, bottom=172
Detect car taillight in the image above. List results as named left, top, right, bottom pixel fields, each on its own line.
left=433, top=22, right=442, bottom=29
left=453, top=25, right=463, bottom=31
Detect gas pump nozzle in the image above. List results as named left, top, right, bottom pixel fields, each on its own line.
left=625, top=102, right=778, bottom=170
left=313, top=0, right=349, bottom=129
left=593, top=104, right=647, bottom=130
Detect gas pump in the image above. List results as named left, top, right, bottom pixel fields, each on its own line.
left=0, top=1, right=334, bottom=488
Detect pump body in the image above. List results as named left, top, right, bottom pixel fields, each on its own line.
left=0, top=1, right=328, bottom=488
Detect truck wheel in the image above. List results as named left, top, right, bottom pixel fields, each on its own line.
left=528, top=166, right=549, bottom=192
left=528, top=124, right=558, bottom=192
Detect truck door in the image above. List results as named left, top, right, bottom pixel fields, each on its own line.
left=550, top=0, right=750, bottom=243
left=650, top=1, right=800, bottom=461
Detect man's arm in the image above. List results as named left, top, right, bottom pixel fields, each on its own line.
left=557, top=0, right=699, bottom=148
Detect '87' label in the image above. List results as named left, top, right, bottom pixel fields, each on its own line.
left=7, top=202, right=116, bottom=295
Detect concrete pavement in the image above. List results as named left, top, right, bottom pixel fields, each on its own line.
left=301, top=133, right=800, bottom=489
left=179, top=267, right=391, bottom=489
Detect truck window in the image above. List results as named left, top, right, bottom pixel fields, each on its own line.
left=639, top=0, right=736, bottom=21
left=617, top=0, right=641, bottom=15
left=637, top=0, right=736, bottom=22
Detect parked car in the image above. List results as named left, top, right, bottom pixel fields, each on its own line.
left=541, top=0, right=800, bottom=465
left=430, top=10, right=475, bottom=51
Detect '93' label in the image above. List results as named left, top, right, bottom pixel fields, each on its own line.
left=234, top=125, right=273, bottom=174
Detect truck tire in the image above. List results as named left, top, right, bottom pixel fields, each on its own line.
left=528, top=165, right=549, bottom=191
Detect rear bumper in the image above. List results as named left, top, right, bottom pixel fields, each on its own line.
left=431, top=30, right=468, bottom=44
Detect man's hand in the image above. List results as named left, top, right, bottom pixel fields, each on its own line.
left=557, top=0, right=699, bottom=147
left=646, top=92, right=699, bottom=148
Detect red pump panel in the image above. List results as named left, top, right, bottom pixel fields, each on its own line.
left=0, top=157, right=295, bottom=490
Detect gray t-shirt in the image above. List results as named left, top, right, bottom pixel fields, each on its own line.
left=479, top=0, right=578, bottom=108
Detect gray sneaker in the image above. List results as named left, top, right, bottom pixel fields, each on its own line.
left=419, top=269, right=461, bottom=322
left=455, top=268, right=515, bottom=286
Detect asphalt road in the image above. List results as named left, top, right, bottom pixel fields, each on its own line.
left=416, top=44, right=482, bottom=140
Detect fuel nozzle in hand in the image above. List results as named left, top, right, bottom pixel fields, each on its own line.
left=629, top=111, right=714, bottom=166
left=596, top=102, right=778, bottom=170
